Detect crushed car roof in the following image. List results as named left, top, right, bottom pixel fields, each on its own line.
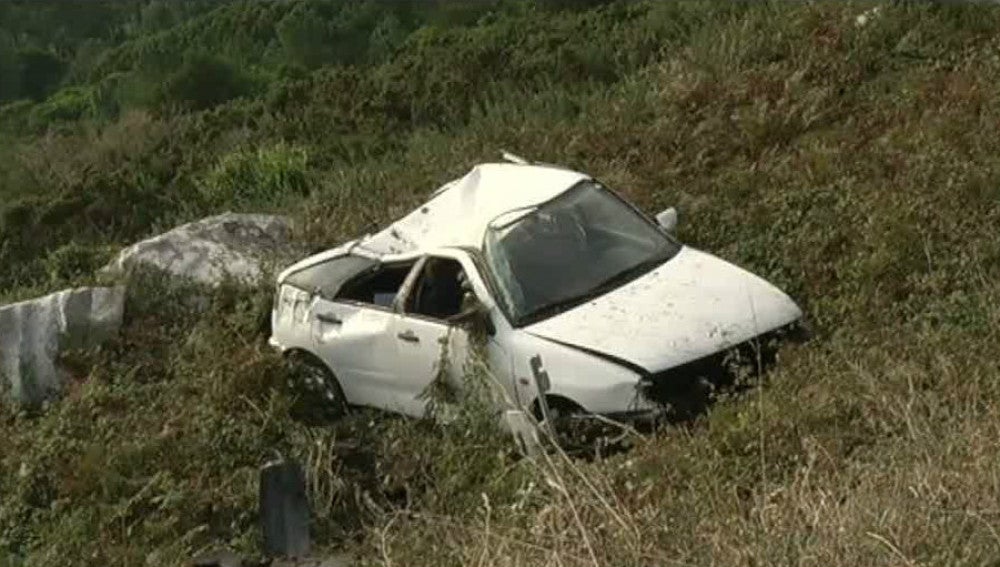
left=364, top=162, right=588, bottom=255
left=286, top=163, right=589, bottom=274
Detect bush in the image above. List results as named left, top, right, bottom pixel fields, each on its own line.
left=276, top=4, right=336, bottom=70
left=114, top=51, right=251, bottom=113
left=158, top=53, right=251, bottom=111
left=198, top=143, right=311, bottom=209
left=42, top=241, right=112, bottom=285
left=27, top=87, right=94, bottom=130
left=15, top=48, right=66, bottom=102
left=0, top=100, right=34, bottom=137
left=0, top=31, right=21, bottom=103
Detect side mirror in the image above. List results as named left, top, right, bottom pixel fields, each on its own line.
left=655, top=207, right=678, bottom=233
left=449, top=295, right=496, bottom=336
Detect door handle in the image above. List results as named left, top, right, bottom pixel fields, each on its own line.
left=315, top=313, right=342, bottom=325
left=397, top=330, right=419, bottom=343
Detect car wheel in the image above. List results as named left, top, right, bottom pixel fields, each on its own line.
left=664, top=376, right=713, bottom=422
left=533, top=396, right=592, bottom=447
left=284, top=352, right=348, bottom=425
left=533, top=397, right=639, bottom=456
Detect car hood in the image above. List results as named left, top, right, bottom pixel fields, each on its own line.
left=523, top=246, right=802, bottom=373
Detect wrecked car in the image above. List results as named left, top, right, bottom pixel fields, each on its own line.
left=269, top=156, right=806, bottom=425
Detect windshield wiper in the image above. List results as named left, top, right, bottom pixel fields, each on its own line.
left=591, top=254, right=669, bottom=295
left=518, top=254, right=670, bottom=326
left=518, top=288, right=606, bottom=326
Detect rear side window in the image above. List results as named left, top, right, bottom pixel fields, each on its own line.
left=337, top=262, right=416, bottom=308
left=284, top=255, right=376, bottom=300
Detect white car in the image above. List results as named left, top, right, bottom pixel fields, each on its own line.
left=269, top=157, right=806, bottom=424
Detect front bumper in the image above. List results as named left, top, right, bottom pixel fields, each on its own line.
left=636, top=319, right=810, bottom=410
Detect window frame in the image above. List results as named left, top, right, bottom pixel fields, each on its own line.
left=332, top=259, right=420, bottom=312
left=482, top=179, right=681, bottom=328
left=397, top=256, right=473, bottom=324
left=281, top=253, right=377, bottom=302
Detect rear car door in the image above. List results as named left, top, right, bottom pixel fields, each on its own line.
left=311, top=260, right=420, bottom=413
left=274, top=253, right=377, bottom=358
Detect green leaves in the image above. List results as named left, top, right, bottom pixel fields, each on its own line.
left=198, top=143, right=311, bottom=209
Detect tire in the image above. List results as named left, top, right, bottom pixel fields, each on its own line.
left=532, top=397, right=637, bottom=455
left=533, top=396, right=592, bottom=447
left=284, top=352, right=348, bottom=425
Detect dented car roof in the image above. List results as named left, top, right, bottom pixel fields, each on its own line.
left=363, top=163, right=589, bottom=255
left=281, top=163, right=589, bottom=279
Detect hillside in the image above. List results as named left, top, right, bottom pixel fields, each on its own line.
left=3, top=1, right=1000, bottom=565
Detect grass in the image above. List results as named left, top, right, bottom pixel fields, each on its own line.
left=3, top=1, right=1000, bottom=566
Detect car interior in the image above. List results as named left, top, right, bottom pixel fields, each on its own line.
left=406, top=258, right=469, bottom=320
left=336, top=262, right=415, bottom=307
left=333, top=258, right=471, bottom=320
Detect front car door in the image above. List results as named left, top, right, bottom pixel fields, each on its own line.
left=388, top=251, right=512, bottom=417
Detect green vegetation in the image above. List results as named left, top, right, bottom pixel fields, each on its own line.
left=3, top=1, right=1000, bottom=565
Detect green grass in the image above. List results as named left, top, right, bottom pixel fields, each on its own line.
left=3, top=1, right=1000, bottom=565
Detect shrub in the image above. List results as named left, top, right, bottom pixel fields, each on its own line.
left=0, top=31, right=21, bottom=103
left=15, top=48, right=66, bottom=102
left=158, top=53, right=251, bottom=111
left=42, top=241, right=112, bottom=285
left=276, top=4, right=336, bottom=70
left=0, top=100, right=33, bottom=136
left=198, top=142, right=311, bottom=209
left=27, top=87, right=94, bottom=130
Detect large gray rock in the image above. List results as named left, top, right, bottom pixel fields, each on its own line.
left=0, top=287, right=125, bottom=406
left=103, top=213, right=297, bottom=285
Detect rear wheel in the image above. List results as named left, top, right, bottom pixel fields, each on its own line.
left=284, top=352, right=348, bottom=425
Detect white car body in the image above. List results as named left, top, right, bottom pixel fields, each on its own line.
left=269, top=161, right=804, bottom=420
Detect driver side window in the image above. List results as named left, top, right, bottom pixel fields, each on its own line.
left=404, top=257, right=474, bottom=321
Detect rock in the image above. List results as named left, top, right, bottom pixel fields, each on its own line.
left=0, top=287, right=125, bottom=406
left=103, top=213, right=298, bottom=286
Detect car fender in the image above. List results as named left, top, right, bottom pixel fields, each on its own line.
left=507, top=330, right=652, bottom=414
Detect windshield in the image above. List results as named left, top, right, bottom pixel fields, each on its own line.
left=484, top=180, right=681, bottom=325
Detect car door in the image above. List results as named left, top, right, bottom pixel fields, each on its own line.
left=310, top=297, right=396, bottom=408
left=276, top=252, right=377, bottom=363
left=391, top=250, right=530, bottom=417
left=388, top=314, right=470, bottom=417
left=384, top=255, right=469, bottom=417
left=309, top=260, right=419, bottom=413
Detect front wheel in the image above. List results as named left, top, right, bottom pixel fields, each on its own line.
left=532, top=396, right=593, bottom=448
left=284, top=352, right=348, bottom=425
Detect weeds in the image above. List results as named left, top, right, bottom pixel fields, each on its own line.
left=198, top=143, right=312, bottom=210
